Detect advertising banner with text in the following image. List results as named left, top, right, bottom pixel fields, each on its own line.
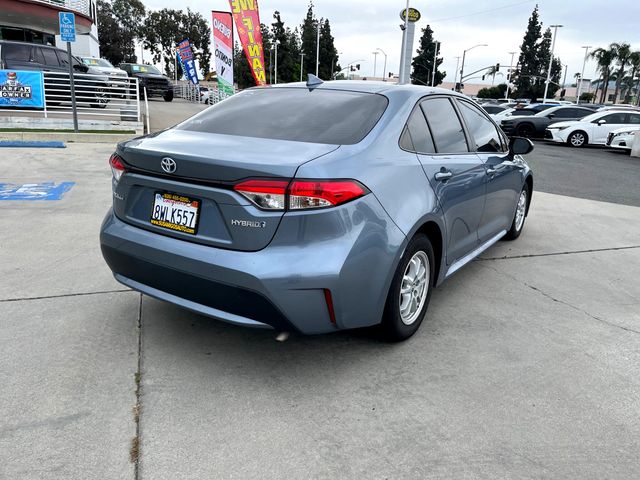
left=229, top=0, right=266, bottom=86
left=212, top=11, right=234, bottom=95
left=0, top=70, right=44, bottom=108
left=177, top=39, right=199, bottom=85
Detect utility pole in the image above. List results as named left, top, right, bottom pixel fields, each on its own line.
left=453, top=56, right=460, bottom=90
left=315, top=20, right=320, bottom=77
left=431, top=40, right=439, bottom=86
left=459, top=44, right=487, bottom=92
left=372, top=51, right=379, bottom=78
left=398, top=0, right=410, bottom=84
left=505, top=51, right=516, bottom=99
left=377, top=48, right=387, bottom=82
left=274, top=41, right=279, bottom=84
left=543, top=24, right=563, bottom=102
left=576, top=45, right=591, bottom=104
left=300, top=53, right=305, bottom=82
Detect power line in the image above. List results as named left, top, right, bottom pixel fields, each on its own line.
left=430, top=0, right=536, bottom=23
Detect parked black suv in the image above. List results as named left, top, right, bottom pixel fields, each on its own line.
left=0, top=40, right=110, bottom=108
left=119, top=63, right=173, bottom=102
left=500, top=105, right=595, bottom=138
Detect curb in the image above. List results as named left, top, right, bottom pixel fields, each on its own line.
left=0, top=132, right=140, bottom=144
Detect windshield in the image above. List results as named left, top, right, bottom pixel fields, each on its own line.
left=177, top=88, right=389, bottom=145
left=82, top=57, right=114, bottom=68
left=131, top=64, right=161, bottom=74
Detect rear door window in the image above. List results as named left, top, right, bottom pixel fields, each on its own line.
left=420, top=97, right=469, bottom=153
left=626, top=113, right=640, bottom=124
left=3, top=43, right=31, bottom=62
left=457, top=100, right=505, bottom=152
left=177, top=88, right=389, bottom=145
left=400, top=106, right=435, bottom=153
left=42, top=48, right=60, bottom=67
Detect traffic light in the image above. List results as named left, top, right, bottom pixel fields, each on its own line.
left=389, top=72, right=393, bottom=78
left=495, top=63, right=500, bottom=71
left=356, top=64, right=361, bottom=70
left=350, top=66, right=355, bottom=71
left=482, top=75, right=486, bottom=81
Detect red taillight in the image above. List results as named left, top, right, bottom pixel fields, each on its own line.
left=234, top=178, right=367, bottom=210
left=109, top=153, right=126, bottom=182
left=234, top=179, right=288, bottom=210
left=323, top=289, right=337, bottom=325
left=289, top=180, right=366, bottom=209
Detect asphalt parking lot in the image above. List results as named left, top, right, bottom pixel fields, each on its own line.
left=1, top=137, right=639, bottom=479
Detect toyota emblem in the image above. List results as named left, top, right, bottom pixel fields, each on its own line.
left=161, top=157, right=177, bottom=174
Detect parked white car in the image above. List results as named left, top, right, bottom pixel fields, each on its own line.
left=80, top=57, right=127, bottom=77
left=606, top=127, right=640, bottom=151
left=545, top=109, right=640, bottom=147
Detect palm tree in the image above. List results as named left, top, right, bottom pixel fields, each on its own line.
left=591, top=46, right=615, bottom=103
left=611, top=42, right=631, bottom=103
left=623, top=51, right=640, bottom=104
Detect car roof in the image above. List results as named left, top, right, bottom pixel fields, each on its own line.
left=0, top=40, right=58, bottom=49
left=259, top=80, right=470, bottom=102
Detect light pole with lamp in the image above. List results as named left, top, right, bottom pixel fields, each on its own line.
left=561, top=62, right=568, bottom=99
left=376, top=48, right=387, bottom=81
left=505, top=51, right=517, bottom=99
left=452, top=56, right=460, bottom=90
left=459, top=44, right=488, bottom=92
left=431, top=40, right=439, bottom=86
left=576, top=45, right=591, bottom=104
left=273, top=40, right=280, bottom=84
left=543, top=24, right=563, bottom=102
left=372, top=50, right=379, bottom=78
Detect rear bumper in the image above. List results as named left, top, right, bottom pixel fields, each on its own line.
left=100, top=196, right=406, bottom=334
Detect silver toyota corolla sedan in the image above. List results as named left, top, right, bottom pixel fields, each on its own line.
left=100, top=78, right=534, bottom=341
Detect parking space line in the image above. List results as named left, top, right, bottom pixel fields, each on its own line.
left=479, top=244, right=640, bottom=261
left=0, top=288, right=132, bottom=303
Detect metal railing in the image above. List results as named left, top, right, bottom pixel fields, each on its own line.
left=32, top=0, right=91, bottom=17
left=172, top=81, right=234, bottom=105
left=0, top=72, right=142, bottom=131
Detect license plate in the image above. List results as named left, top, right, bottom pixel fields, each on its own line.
left=150, top=192, right=200, bottom=235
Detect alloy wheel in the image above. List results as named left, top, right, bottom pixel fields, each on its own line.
left=515, top=189, right=527, bottom=232
left=399, top=251, right=430, bottom=325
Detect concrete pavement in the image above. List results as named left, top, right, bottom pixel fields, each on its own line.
left=1, top=144, right=639, bottom=479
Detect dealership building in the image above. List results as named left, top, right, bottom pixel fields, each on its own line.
left=0, top=0, right=99, bottom=57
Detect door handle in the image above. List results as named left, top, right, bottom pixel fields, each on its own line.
left=434, top=170, right=453, bottom=181
left=486, top=168, right=497, bottom=175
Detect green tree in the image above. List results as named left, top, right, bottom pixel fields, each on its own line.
left=318, top=19, right=339, bottom=80
left=271, top=11, right=297, bottom=83
left=233, top=41, right=255, bottom=89
left=411, top=24, right=445, bottom=86
left=97, top=0, right=128, bottom=65
left=111, top=0, right=145, bottom=63
left=591, top=46, right=615, bottom=103
left=611, top=42, right=631, bottom=103
left=477, top=84, right=507, bottom=98
left=622, top=51, right=640, bottom=103
left=141, top=8, right=210, bottom=78
left=513, top=7, right=562, bottom=100
left=300, top=3, right=318, bottom=78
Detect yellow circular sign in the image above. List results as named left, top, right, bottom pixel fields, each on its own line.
left=399, top=8, right=421, bottom=23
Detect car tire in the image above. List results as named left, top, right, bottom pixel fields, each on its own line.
left=504, top=183, right=530, bottom=240
left=567, top=130, right=588, bottom=147
left=380, top=234, right=435, bottom=342
left=516, top=123, right=535, bottom=138
left=163, top=90, right=174, bottom=102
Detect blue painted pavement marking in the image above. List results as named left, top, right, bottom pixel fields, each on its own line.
left=0, top=141, right=66, bottom=148
left=0, top=182, right=75, bottom=200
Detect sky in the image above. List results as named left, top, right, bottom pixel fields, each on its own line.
left=142, top=0, right=640, bottom=85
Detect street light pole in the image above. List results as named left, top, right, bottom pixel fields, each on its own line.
left=372, top=51, right=379, bottom=78
left=543, top=24, right=563, bottom=102
left=453, top=56, right=460, bottom=90
left=505, top=51, right=516, bottom=99
left=576, top=45, right=591, bottom=104
left=300, top=53, right=305, bottom=82
left=274, top=41, right=279, bottom=84
left=459, top=44, right=488, bottom=92
left=377, top=48, right=387, bottom=82
left=431, top=40, right=439, bottom=86
left=315, top=20, right=320, bottom=77
left=398, top=0, right=410, bottom=84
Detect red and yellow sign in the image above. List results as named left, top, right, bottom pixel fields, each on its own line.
left=229, top=0, right=266, bottom=86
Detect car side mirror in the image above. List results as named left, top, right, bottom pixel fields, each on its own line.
left=509, top=136, right=534, bottom=155
left=597, top=119, right=607, bottom=125
left=548, top=113, right=555, bottom=118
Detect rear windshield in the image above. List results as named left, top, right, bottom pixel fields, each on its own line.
left=176, top=88, right=389, bottom=145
